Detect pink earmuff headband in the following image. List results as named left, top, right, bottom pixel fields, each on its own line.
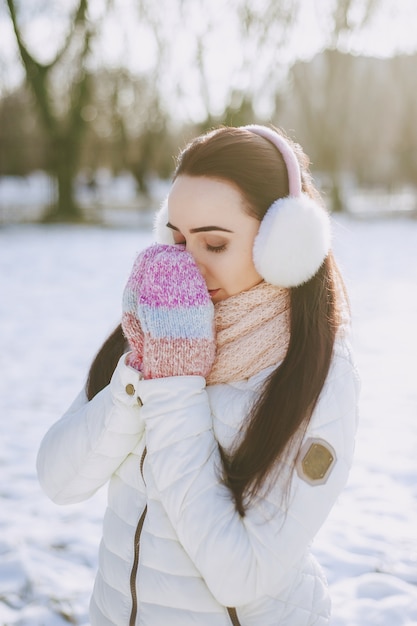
left=154, top=124, right=331, bottom=287
left=242, top=125, right=302, bottom=197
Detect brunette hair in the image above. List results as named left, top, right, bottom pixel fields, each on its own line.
left=174, top=126, right=345, bottom=514
left=86, top=324, right=126, bottom=400
left=86, top=125, right=346, bottom=515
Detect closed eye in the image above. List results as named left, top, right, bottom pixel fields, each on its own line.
left=207, top=243, right=227, bottom=253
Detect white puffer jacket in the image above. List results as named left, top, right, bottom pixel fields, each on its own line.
left=37, top=339, right=359, bottom=626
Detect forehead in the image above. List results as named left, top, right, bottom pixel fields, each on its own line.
left=168, top=175, right=247, bottom=226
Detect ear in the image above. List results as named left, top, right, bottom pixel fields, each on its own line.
left=253, top=193, right=331, bottom=287
left=153, top=198, right=175, bottom=244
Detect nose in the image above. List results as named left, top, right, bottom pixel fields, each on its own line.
left=185, top=242, right=206, bottom=278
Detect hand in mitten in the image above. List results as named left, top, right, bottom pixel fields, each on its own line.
left=122, top=248, right=148, bottom=370
left=135, top=244, right=216, bottom=379
left=123, top=245, right=177, bottom=370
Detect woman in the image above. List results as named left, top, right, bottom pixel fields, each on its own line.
left=37, top=124, right=359, bottom=625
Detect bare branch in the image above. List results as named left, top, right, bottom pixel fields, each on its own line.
left=5, top=0, right=95, bottom=219
left=44, top=0, right=91, bottom=71
left=6, top=0, right=56, bottom=130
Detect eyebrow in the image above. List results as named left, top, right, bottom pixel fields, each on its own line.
left=166, top=222, right=233, bottom=234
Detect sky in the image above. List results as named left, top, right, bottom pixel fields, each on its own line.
left=2, top=0, right=417, bottom=71
left=297, top=0, right=417, bottom=56
left=0, top=0, right=417, bottom=120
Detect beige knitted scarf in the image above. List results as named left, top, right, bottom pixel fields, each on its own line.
left=206, top=282, right=291, bottom=386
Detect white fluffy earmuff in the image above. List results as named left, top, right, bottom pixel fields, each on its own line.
left=153, top=125, right=331, bottom=287
left=245, top=124, right=331, bottom=287
left=153, top=197, right=175, bottom=244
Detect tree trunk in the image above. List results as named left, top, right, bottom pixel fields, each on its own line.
left=7, top=0, right=92, bottom=223
left=43, top=137, right=82, bottom=221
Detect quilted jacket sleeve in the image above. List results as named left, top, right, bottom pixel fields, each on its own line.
left=136, top=342, right=359, bottom=607
left=37, top=354, right=145, bottom=505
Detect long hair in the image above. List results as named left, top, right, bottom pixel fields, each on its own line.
left=174, top=126, right=345, bottom=514
left=86, top=125, right=346, bottom=515
left=86, top=324, right=126, bottom=401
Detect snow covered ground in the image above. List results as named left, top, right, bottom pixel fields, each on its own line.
left=0, top=215, right=416, bottom=625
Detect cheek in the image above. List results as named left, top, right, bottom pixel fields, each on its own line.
left=240, top=254, right=262, bottom=289
left=205, top=251, right=227, bottom=271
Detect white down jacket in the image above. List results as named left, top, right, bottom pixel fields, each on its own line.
left=37, top=338, right=359, bottom=626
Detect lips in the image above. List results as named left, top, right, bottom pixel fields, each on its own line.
left=208, top=289, right=220, bottom=298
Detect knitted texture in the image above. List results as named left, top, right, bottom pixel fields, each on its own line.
left=206, top=281, right=290, bottom=385
left=124, top=244, right=215, bottom=379
left=122, top=248, right=147, bottom=370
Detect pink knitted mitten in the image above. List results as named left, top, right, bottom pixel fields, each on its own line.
left=134, top=244, right=215, bottom=379
left=122, top=248, right=148, bottom=370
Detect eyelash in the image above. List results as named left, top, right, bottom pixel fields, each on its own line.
left=206, top=243, right=226, bottom=253
left=175, top=241, right=227, bottom=253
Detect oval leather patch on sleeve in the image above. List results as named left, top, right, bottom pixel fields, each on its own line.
left=296, top=438, right=336, bottom=485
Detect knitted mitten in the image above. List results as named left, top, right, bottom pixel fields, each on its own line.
left=135, top=244, right=216, bottom=379
left=122, top=248, right=148, bottom=370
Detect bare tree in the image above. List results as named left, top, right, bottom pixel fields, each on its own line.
left=289, top=49, right=355, bottom=211
left=135, top=0, right=299, bottom=127
left=0, top=84, right=48, bottom=175
left=284, top=0, right=382, bottom=211
left=6, top=0, right=94, bottom=220
left=102, top=69, right=172, bottom=194
left=392, top=55, right=417, bottom=188
left=230, top=0, right=296, bottom=116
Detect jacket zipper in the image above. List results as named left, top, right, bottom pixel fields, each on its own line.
left=129, top=447, right=148, bottom=626
left=129, top=448, right=241, bottom=626
left=227, top=607, right=241, bottom=625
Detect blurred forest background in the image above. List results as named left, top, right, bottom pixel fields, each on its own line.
left=1, top=0, right=417, bottom=223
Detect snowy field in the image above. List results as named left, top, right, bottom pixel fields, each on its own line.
left=0, top=215, right=417, bottom=625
